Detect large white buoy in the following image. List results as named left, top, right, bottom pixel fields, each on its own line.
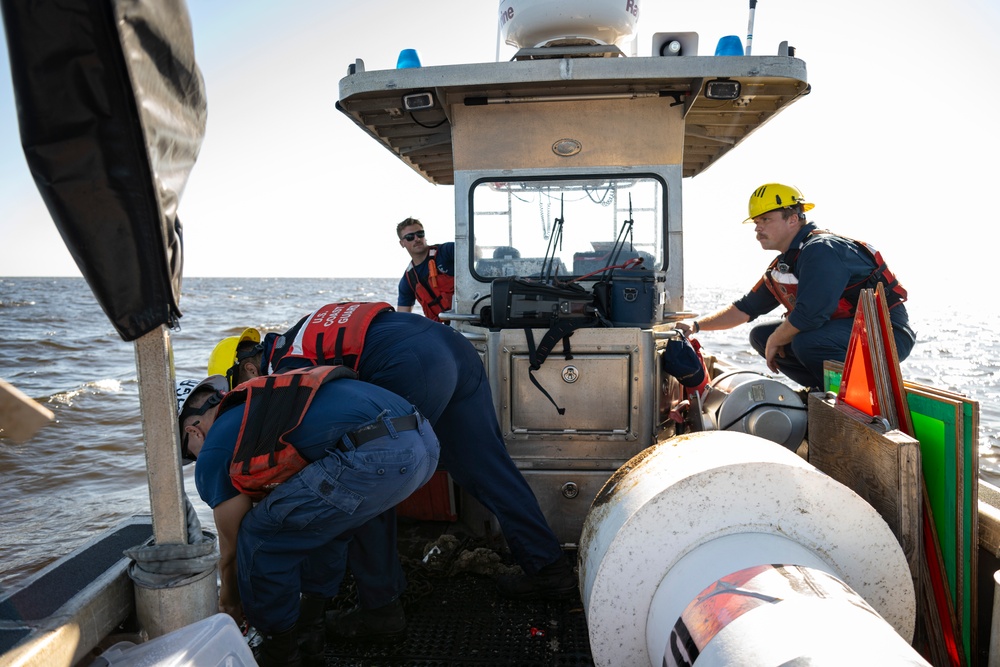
left=498, top=0, right=639, bottom=49
left=579, top=431, right=923, bottom=666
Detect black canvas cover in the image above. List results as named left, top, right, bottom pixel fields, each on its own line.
left=1, top=0, right=206, bottom=340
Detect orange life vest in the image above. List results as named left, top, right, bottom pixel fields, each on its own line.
left=405, top=246, right=454, bottom=322
left=762, top=231, right=907, bottom=319
left=277, top=302, right=393, bottom=372
left=220, top=365, right=357, bottom=500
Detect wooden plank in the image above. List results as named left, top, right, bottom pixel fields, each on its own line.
left=0, top=378, right=54, bottom=444
left=808, top=393, right=921, bottom=579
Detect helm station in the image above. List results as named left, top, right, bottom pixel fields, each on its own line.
left=338, top=0, right=810, bottom=546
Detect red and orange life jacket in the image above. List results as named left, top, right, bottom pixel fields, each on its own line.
left=219, top=365, right=357, bottom=500
left=277, top=302, right=393, bottom=372
left=405, top=246, right=454, bottom=322
left=762, top=231, right=907, bottom=319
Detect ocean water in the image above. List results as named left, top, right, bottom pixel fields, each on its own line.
left=1, top=276, right=998, bottom=591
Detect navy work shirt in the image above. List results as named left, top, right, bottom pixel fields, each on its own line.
left=194, top=378, right=415, bottom=509
left=733, top=223, right=910, bottom=332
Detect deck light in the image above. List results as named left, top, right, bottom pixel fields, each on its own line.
left=403, top=92, right=435, bottom=111
left=714, top=35, right=744, bottom=56
left=705, top=78, right=741, bottom=100
left=396, top=48, right=422, bottom=69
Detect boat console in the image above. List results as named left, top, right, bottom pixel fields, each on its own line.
left=338, top=1, right=810, bottom=545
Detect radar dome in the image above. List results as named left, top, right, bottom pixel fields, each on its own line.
left=498, top=0, right=639, bottom=49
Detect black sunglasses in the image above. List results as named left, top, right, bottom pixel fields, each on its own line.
left=402, top=230, right=425, bottom=242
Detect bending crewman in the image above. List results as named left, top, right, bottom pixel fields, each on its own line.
left=177, top=371, right=438, bottom=665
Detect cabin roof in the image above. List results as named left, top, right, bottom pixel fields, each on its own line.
left=337, top=54, right=809, bottom=185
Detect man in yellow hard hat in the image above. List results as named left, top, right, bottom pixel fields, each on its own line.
left=207, top=328, right=261, bottom=389
left=678, top=183, right=915, bottom=390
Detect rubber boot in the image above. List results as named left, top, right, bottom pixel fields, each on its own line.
left=496, top=555, right=578, bottom=600
left=327, top=597, right=406, bottom=643
left=298, top=594, right=327, bottom=666
left=253, top=625, right=302, bottom=667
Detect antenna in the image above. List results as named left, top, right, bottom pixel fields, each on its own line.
left=600, top=194, right=636, bottom=281
left=540, top=194, right=565, bottom=282
left=745, top=0, right=758, bottom=55
left=496, top=16, right=502, bottom=62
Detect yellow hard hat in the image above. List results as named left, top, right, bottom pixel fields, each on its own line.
left=208, top=328, right=261, bottom=388
left=743, top=183, right=815, bottom=223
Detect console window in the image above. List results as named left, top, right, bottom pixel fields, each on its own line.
left=471, top=176, right=665, bottom=281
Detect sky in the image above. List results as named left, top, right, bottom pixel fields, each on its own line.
left=2, top=0, right=999, bottom=306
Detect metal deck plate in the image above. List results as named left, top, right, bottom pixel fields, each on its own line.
left=325, top=574, right=592, bottom=666
left=323, top=522, right=592, bottom=666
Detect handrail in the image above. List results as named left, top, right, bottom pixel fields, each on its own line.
left=438, top=312, right=482, bottom=322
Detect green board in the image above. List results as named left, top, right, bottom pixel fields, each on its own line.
left=824, top=366, right=977, bottom=662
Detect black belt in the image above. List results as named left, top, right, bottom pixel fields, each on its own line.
left=342, top=413, right=421, bottom=449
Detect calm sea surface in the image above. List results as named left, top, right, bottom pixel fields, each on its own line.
left=1, top=276, right=998, bottom=591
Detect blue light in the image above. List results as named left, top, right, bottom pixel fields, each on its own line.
left=396, top=49, right=423, bottom=69
left=714, top=35, right=744, bottom=56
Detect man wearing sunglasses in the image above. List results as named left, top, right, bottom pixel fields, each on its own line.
left=396, top=217, right=455, bottom=323
left=176, top=372, right=439, bottom=667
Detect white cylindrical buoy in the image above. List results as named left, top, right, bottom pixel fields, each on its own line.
left=579, top=431, right=919, bottom=667
left=664, top=563, right=929, bottom=666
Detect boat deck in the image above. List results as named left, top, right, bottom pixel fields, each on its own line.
left=318, top=518, right=593, bottom=666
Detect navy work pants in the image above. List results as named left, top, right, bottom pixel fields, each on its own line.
left=236, top=412, right=438, bottom=633
left=349, top=313, right=564, bottom=605
left=749, top=318, right=916, bottom=390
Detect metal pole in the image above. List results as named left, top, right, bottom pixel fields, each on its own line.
left=132, top=326, right=218, bottom=638
left=134, top=326, right=188, bottom=545
left=496, top=12, right=502, bottom=62
left=745, top=0, right=758, bottom=55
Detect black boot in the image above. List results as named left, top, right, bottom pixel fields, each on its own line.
left=253, top=625, right=302, bottom=667
left=496, top=556, right=578, bottom=600
left=326, top=597, right=406, bottom=643
left=298, top=594, right=328, bottom=666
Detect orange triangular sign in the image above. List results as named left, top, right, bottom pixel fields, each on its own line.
left=838, top=306, right=879, bottom=416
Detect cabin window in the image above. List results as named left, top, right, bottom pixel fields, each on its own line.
left=470, top=175, right=665, bottom=281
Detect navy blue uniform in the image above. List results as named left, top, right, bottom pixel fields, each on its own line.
left=194, top=378, right=439, bottom=633
left=275, top=310, right=565, bottom=608
left=734, top=223, right=916, bottom=388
